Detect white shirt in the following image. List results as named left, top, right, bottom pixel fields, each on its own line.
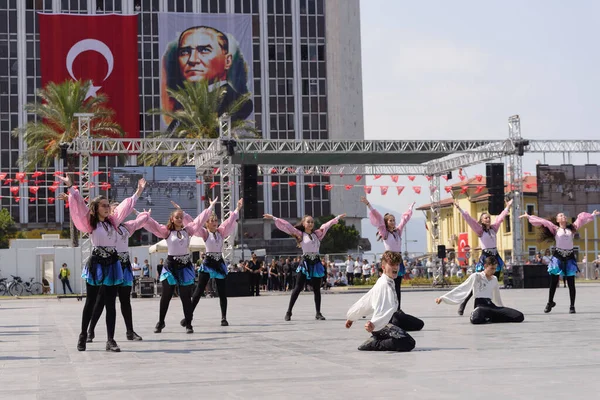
left=354, top=261, right=362, bottom=275
left=132, top=262, right=141, bottom=276
left=362, top=263, right=371, bottom=275
left=345, top=260, right=354, bottom=274
left=346, top=274, right=398, bottom=332
left=440, top=272, right=503, bottom=306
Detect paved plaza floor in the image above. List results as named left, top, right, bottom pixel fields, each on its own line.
left=1, top=284, right=600, bottom=399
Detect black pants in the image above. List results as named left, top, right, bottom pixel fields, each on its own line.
left=394, top=276, right=403, bottom=309
left=346, top=272, right=354, bottom=285
left=470, top=298, right=524, bottom=324
left=61, top=279, right=73, bottom=294
left=249, top=273, right=260, bottom=296
left=88, top=285, right=135, bottom=334
left=190, top=272, right=227, bottom=320
left=391, top=309, right=425, bottom=331
left=358, top=311, right=416, bottom=352
left=459, top=271, right=501, bottom=313
left=548, top=275, right=576, bottom=306
left=80, top=284, right=118, bottom=339
left=159, top=281, right=193, bottom=326
left=287, top=273, right=322, bottom=314
left=284, top=273, right=292, bottom=290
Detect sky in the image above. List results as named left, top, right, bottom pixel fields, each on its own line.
left=358, top=0, right=600, bottom=254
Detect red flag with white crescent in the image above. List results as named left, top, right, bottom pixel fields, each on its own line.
left=38, top=14, right=139, bottom=138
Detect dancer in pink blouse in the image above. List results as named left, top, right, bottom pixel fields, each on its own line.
left=87, top=207, right=151, bottom=344
left=520, top=210, right=599, bottom=313
left=57, top=174, right=145, bottom=352
left=454, top=199, right=512, bottom=316
left=180, top=198, right=243, bottom=327
left=143, top=198, right=217, bottom=334
left=264, top=212, right=345, bottom=321
left=360, top=197, right=424, bottom=332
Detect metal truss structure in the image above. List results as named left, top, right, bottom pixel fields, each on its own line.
left=68, top=117, right=600, bottom=264
left=508, top=116, right=526, bottom=263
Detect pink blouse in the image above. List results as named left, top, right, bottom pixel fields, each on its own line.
left=195, top=210, right=239, bottom=253
left=459, top=207, right=509, bottom=249
left=115, top=212, right=150, bottom=253
left=273, top=216, right=341, bottom=254
left=67, top=187, right=138, bottom=247
left=143, top=206, right=214, bottom=256
left=368, top=206, right=413, bottom=252
left=528, top=213, right=596, bottom=250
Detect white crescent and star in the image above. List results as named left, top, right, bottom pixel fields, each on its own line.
left=66, top=39, right=114, bottom=99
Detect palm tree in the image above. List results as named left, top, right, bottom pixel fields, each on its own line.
left=142, top=79, right=256, bottom=166
left=12, top=79, right=123, bottom=247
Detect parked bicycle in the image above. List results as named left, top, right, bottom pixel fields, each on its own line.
left=7, top=275, right=25, bottom=296
left=22, top=277, right=43, bottom=295
left=0, top=277, right=8, bottom=296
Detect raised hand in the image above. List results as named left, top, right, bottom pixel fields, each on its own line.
left=263, top=213, right=274, bottom=220
left=345, top=320, right=353, bottom=329
left=236, top=198, right=244, bottom=212
left=410, top=201, right=416, bottom=209
left=360, top=196, right=369, bottom=205
left=593, top=210, right=599, bottom=217
left=57, top=193, right=68, bottom=202
left=135, top=178, right=146, bottom=196
left=338, top=213, right=347, bottom=219
left=506, top=199, right=514, bottom=208
left=56, top=174, right=72, bottom=188
left=170, top=200, right=181, bottom=209
left=435, top=298, right=442, bottom=304
left=518, top=213, right=529, bottom=219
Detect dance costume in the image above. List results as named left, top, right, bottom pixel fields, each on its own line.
left=366, top=204, right=424, bottom=331
left=143, top=206, right=213, bottom=333
left=439, top=272, right=524, bottom=324
left=185, top=209, right=239, bottom=326
left=526, top=212, right=596, bottom=313
left=68, top=187, right=139, bottom=351
left=456, top=206, right=509, bottom=315
left=272, top=215, right=342, bottom=321
left=87, top=211, right=149, bottom=342
left=346, top=274, right=416, bottom=352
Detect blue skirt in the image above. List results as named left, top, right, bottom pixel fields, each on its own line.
left=475, top=252, right=504, bottom=273
left=198, top=255, right=228, bottom=280
left=548, top=256, right=578, bottom=277
left=82, top=261, right=124, bottom=286
left=161, top=256, right=195, bottom=286
left=119, top=256, right=133, bottom=287
left=297, top=258, right=325, bottom=280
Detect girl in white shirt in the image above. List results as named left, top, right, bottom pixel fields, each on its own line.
left=435, top=256, right=524, bottom=324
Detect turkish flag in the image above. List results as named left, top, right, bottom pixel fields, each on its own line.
left=457, top=232, right=469, bottom=266
left=38, top=14, right=139, bottom=138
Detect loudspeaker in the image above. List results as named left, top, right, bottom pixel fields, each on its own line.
left=437, top=245, right=446, bottom=259
left=242, top=165, right=258, bottom=219
left=488, top=188, right=505, bottom=215
left=446, top=171, right=452, bottom=180
left=486, top=163, right=504, bottom=190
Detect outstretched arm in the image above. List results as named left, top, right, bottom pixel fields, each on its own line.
left=143, top=215, right=170, bottom=239
left=520, top=214, right=557, bottom=235
left=396, top=202, right=415, bottom=232
left=314, top=214, right=346, bottom=241
left=66, top=187, right=93, bottom=233
left=218, top=199, right=243, bottom=237
left=490, top=199, right=512, bottom=232
left=110, top=178, right=146, bottom=227
left=492, top=277, right=503, bottom=307
left=436, top=273, right=477, bottom=305
left=185, top=198, right=218, bottom=236
left=455, top=202, right=483, bottom=236
left=121, top=211, right=151, bottom=234
left=573, top=211, right=599, bottom=231
left=363, top=197, right=388, bottom=238
left=264, top=214, right=302, bottom=238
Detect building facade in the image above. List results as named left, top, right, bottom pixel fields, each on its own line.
left=0, top=0, right=366, bottom=240
left=417, top=176, right=600, bottom=263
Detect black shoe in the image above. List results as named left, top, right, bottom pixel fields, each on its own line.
left=186, top=325, right=194, bottom=334
left=569, top=306, right=576, bottom=314
left=457, top=308, right=465, bottom=316
left=154, top=321, right=165, bottom=333
left=105, top=339, right=121, bottom=352
left=315, top=313, right=326, bottom=320
left=544, top=301, right=556, bottom=313
left=180, top=318, right=186, bottom=327
left=126, top=331, right=143, bottom=341
left=77, top=333, right=87, bottom=351
left=284, top=311, right=292, bottom=321
left=221, top=318, right=229, bottom=326
left=86, top=330, right=94, bottom=343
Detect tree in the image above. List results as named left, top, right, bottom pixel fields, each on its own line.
left=141, top=79, right=256, bottom=166
left=315, top=215, right=360, bottom=254
left=0, top=209, right=18, bottom=249
left=12, top=80, right=123, bottom=247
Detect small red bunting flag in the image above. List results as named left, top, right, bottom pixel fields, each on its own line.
left=444, top=186, right=452, bottom=193
left=270, top=168, right=277, bottom=174
left=380, top=186, right=388, bottom=195
left=412, top=186, right=421, bottom=194
left=48, top=197, right=55, bottom=204
left=15, top=172, right=26, bottom=183
left=209, top=182, right=219, bottom=189
left=459, top=174, right=466, bottom=181
left=426, top=175, right=432, bottom=181
left=442, top=175, right=449, bottom=181
left=391, top=175, right=399, bottom=183
left=257, top=181, right=263, bottom=185
left=344, top=184, right=353, bottom=190
left=460, top=186, right=469, bottom=194
left=92, top=171, right=103, bottom=177
left=374, top=175, right=382, bottom=180
left=32, top=171, right=44, bottom=178
left=364, top=186, right=372, bottom=194
left=29, top=186, right=40, bottom=194
left=396, top=186, right=405, bottom=195
left=10, top=186, right=19, bottom=195
left=323, top=171, right=331, bottom=176
left=29, top=197, right=36, bottom=203
left=307, top=183, right=317, bottom=188
left=288, top=181, right=297, bottom=187
left=3, top=179, right=13, bottom=185
left=14, top=197, right=20, bottom=203
left=324, top=184, right=333, bottom=191
left=196, top=179, right=203, bottom=184
left=429, top=185, right=437, bottom=194
left=408, top=176, right=416, bottom=181
left=48, top=185, right=58, bottom=192
left=355, top=175, right=362, bottom=182
left=475, top=186, right=484, bottom=194
left=287, top=167, right=295, bottom=173
left=0, top=173, right=6, bottom=180
left=475, top=174, right=483, bottom=182
left=213, top=168, right=220, bottom=175
left=53, top=171, right=63, bottom=176
left=271, top=182, right=279, bottom=187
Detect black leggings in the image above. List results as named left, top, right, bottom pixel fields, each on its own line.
left=394, top=276, right=402, bottom=309
left=88, top=285, right=134, bottom=334
left=249, top=273, right=260, bottom=296
left=159, top=281, right=193, bottom=326
left=459, top=271, right=501, bottom=313
left=391, top=309, right=424, bottom=331
left=287, top=273, right=322, bottom=314
left=470, top=298, right=524, bottom=324
left=358, top=311, right=416, bottom=352
left=80, top=284, right=118, bottom=339
left=190, top=272, right=228, bottom=319
left=548, top=275, right=576, bottom=306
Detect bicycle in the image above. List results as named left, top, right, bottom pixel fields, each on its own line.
left=0, top=277, right=8, bottom=296
left=7, top=275, right=25, bottom=296
left=22, top=277, right=44, bottom=295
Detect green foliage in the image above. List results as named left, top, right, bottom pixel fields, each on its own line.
left=0, top=209, right=17, bottom=249
left=141, top=79, right=256, bottom=166
left=12, top=80, right=123, bottom=171
left=315, top=214, right=360, bottom=254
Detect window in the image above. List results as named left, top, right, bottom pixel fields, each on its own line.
left=505, top=213, right=511, bottom=233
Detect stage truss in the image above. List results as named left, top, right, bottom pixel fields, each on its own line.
left=67, top=115, right=600, bottom=264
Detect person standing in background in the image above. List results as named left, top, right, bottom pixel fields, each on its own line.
left=58, top=263, right=74, bottom=294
